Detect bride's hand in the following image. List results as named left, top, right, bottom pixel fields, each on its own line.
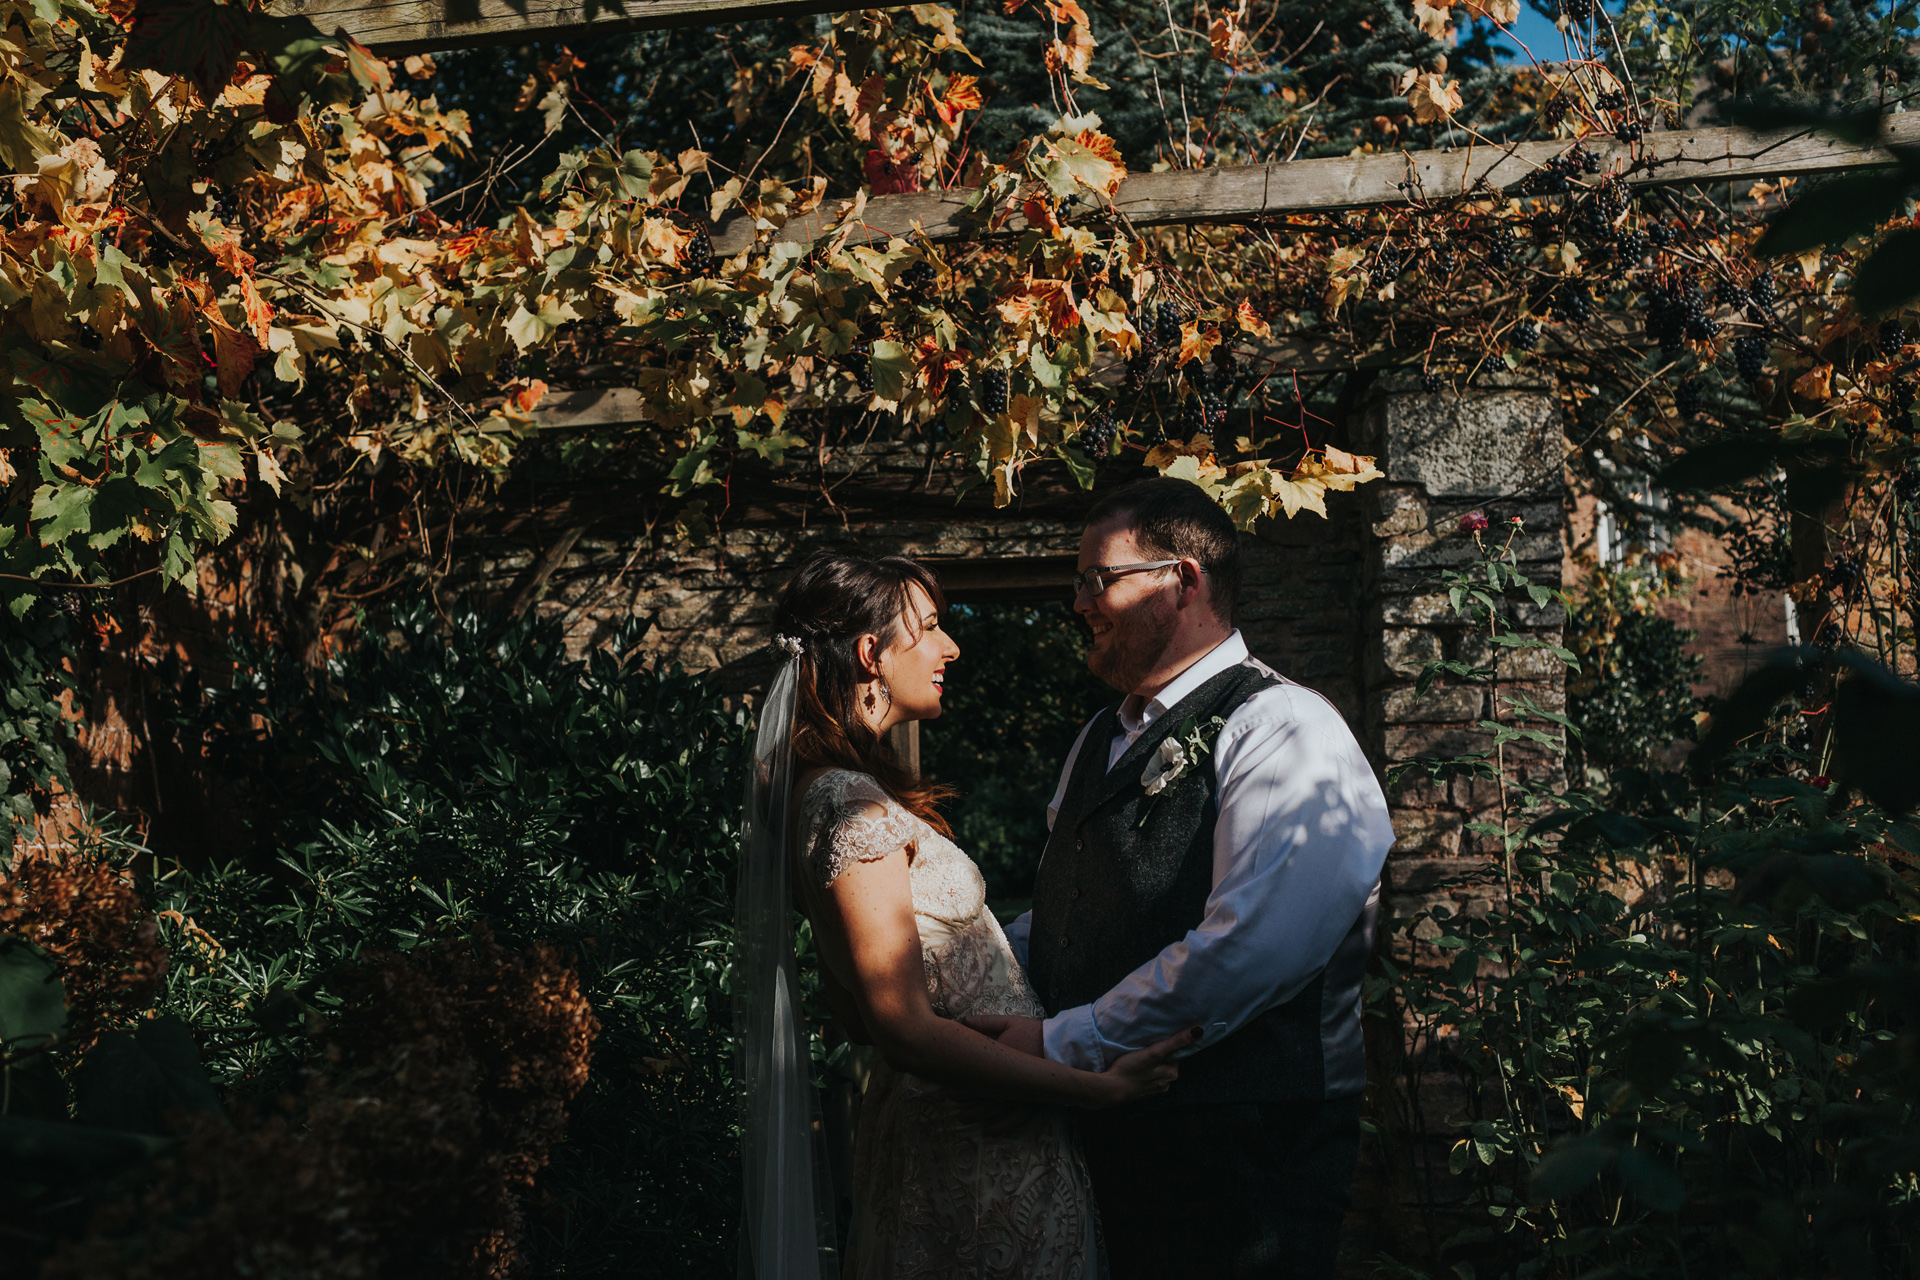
left=1094, top=1027, right=1201, bottom=1106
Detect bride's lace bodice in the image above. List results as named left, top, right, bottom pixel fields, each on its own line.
left=798, top=769, right=1044, bottom=1021
left=794, top=768, right=1097, bottom=1280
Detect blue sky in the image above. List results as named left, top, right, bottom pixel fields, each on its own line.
left=1490, top=3, right=1624, bottom=65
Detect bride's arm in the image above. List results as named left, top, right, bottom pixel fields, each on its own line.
left=815, top=841, right=1192, bottom=1108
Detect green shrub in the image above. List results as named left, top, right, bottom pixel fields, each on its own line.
left=160, top=603, right=750, bottom=1277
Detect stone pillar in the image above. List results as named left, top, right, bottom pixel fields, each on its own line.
left=1356, top=374, right=1568, bottom=924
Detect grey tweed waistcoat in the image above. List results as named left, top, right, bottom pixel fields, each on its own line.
left=1027, top=663, right=1373, bottom=1105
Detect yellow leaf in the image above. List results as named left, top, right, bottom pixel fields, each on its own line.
left=1406, top=73, right=1463, bottom=125
left=1796, top=247, right=1824, bottom=284
left=1411, top=0, right=1451, bottom=39
left=1792, top=363, right=1833, bottom=401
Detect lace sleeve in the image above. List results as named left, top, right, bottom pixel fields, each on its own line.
left=801, top=771, right=921, bottom=888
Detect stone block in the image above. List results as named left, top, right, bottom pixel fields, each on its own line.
left=1373, top=683, right=1485, bottom=725
left=1381, top=528, right=1563, bottom=571
left=1384, top=722, right=1491, bottom=762
left=1389, top=808, right=1464, bottom=856
left=1372, top=627, right=1443, bottom=682
left=1368, top=486, right=1430, bottom=538
left=1360, top=377, right=1562, bottom=498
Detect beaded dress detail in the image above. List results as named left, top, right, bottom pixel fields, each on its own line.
left=796, top=769, right=1099, bottom=1280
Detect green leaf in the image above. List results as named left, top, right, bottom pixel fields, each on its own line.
left=1530, top=1133, right=1613, bottom=1201
left=1057, top=444, right=1096, bottom=490
left=0, top=940, right=65, bottom=1053
left=1850, top=227, right=1920, bottom=315
left=1616, top=1148, right=1685, bottom=1212
left=870, top=340, right=911, bottom=401
left=31, top=484, right=96, bottom=548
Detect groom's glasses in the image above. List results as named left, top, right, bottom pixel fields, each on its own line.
left=1073, top=560, right=1204, bottom=596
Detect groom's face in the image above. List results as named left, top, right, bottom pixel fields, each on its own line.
left=1076, top=517, right=1180, bottom=694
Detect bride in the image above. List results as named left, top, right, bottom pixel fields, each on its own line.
left=736, top=549, right=1196, bottom=1280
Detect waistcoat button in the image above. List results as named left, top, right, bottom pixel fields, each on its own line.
left=1060, top=934, right=1070, bottom=947
left=1071, top=887, right=1082, bottom=900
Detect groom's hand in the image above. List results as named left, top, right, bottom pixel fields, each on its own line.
left=961, top=1014, right=1045, bottom=1058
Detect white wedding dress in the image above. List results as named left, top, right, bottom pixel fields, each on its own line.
left=795, top=769, right=1101, bottom=1280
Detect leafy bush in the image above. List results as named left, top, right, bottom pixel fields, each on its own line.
left=155, top=602, right=750, bottom=1277
left=1565, top=562, right=1704, bottom=775
left=0, top=612, right=77, bottom=826
left=1379, top=531, right=1920, bottom=1279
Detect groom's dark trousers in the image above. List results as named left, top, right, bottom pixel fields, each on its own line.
left=1027, top=664, right=1376, bottom=1280
left=1077, top=1096, right=1361, bottom=1280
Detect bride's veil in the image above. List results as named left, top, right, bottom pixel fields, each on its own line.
left=734, top=642, right=839, bottom=1279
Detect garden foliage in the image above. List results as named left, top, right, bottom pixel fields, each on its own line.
left=1379, top=525, right=1920, bottom=1278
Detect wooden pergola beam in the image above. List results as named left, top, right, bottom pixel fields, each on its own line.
left=710, top=114, right=1920, bottom=255
left=288, top=0, right=877, bottom=56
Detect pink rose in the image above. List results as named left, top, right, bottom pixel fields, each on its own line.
left=1459, top=512, right=1490, bottom=533
left=1809, top=775, right=1833, bottom=790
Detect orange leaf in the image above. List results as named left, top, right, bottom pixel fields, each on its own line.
left=239, top=275, right=274, bottom=347
left=1792, top=363, right=1834, bottom=401
left=509, top=379, right=549, bottom=413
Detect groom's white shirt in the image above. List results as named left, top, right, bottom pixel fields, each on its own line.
left=1003, top=630, right=1395, bottom=1073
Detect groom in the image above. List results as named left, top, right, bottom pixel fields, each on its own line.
left=979, top=477, right=1394, bottom=1279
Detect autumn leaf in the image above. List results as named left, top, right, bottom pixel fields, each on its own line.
left=1042, top=130, right=1126, bottom=198
left=1178, top=324, right=1219, bottom=366
left=1463, top=0, right=1520, bottom=20
left=1411, top=0, right=1451, bottom=39
left=1404, top=72, right=1463, bottom=124
left=1233, top=299, right=1272, bottom=339
left=1792, top=363, right=1834, bottom=401
left=1208, top=14, right=1245, bottom=61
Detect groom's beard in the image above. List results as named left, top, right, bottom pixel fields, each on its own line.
left=1086, top=597, right=1180, bottom=694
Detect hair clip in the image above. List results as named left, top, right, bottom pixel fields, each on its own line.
left=774, top=634, right=804, bottom=657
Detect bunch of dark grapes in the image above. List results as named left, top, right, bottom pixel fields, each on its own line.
left=1647, top=221, right=1675, bottom=249
left=1615, top=119, right=1646, bottom=143
left=1577, top=146, right=1601, bottom=175
left=846, top=341, right=874, bottom=394
left=1083, top=254, right=1107, bottom=279
left=1829, top=554, right=1862, bottom=588
left=722, top=316, right=749, bottom=346
left=1644, top=276, right=1696, bottom=357
left=1595, top=176, right=1630, bottom=219
left=1529, top=210, right=1563, bottom=246
left=1898, top=469, right=1920, bottom=503
left=1421, top=368, right=1444, bottom=394
left=1551, top=285, right=1594, bottom=324
left=686, top=227, right=714, bottom=276
left=1675, top=377, right=1704, bottom=420
left=1614, top=231, right=1648, bottom=265
left=980, top=367, right=1009, bottom=415
left=1185, top=363, right=1212, bottom=394
left=1155, top=302, right=1185, bottom=348
left=1880, top=318, right=1910, bottom=358
left=1734, top=334, right=1769, bottom=382
left=1427, top=246, right=1457, bottom=279
left=1125, top=357, right=1150, bottom=392
left=1370, top=243, right=1404, bottom=285
left=1136, top=309, right=1160, bottom=359
left=1510, top=320, right=1540, bottom=352
left=1201, top=392, right=1227, bottom=431
left=1542, top=96, right=1570, bottom=128
left=212, top=189, right=240, bottom=222
left=1595, top=89, right=1627, bottom=112
left=901, top=259, right=937, bottom=292
left=1181, top=395, right=1206, bottom=435
left=1560, top=0, right=1594, bottom=23
left=1484, top=230, right=1517, bottom=270
left=1080, top=400, right=1116, bottom=455
left=1716, top=280, right=1750, bottom=310
left=1213, top=342, right=1239, bottom=379
left=148, top=235, right=175, bottom=269
left=1751, top=271, right=1778, bottom=306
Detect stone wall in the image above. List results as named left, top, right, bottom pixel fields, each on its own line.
left=1354, top=374, right=1569, bottom=935
left=458, top=442, right=1377, bottom=725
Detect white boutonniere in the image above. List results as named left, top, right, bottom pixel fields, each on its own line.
left=1137, top=715, right=1227, bottom=826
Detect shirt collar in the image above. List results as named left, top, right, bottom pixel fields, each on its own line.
left=1116, top=631, right=1250, bottom=737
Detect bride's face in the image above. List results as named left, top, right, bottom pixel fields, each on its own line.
left=867, top=582, right=959, bottom=729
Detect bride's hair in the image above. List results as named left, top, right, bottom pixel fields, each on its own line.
left=774, top=550, right=955, bottom=834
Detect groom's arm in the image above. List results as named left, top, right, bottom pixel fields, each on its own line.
left=1039, top=688, right=1395, bottom=1072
